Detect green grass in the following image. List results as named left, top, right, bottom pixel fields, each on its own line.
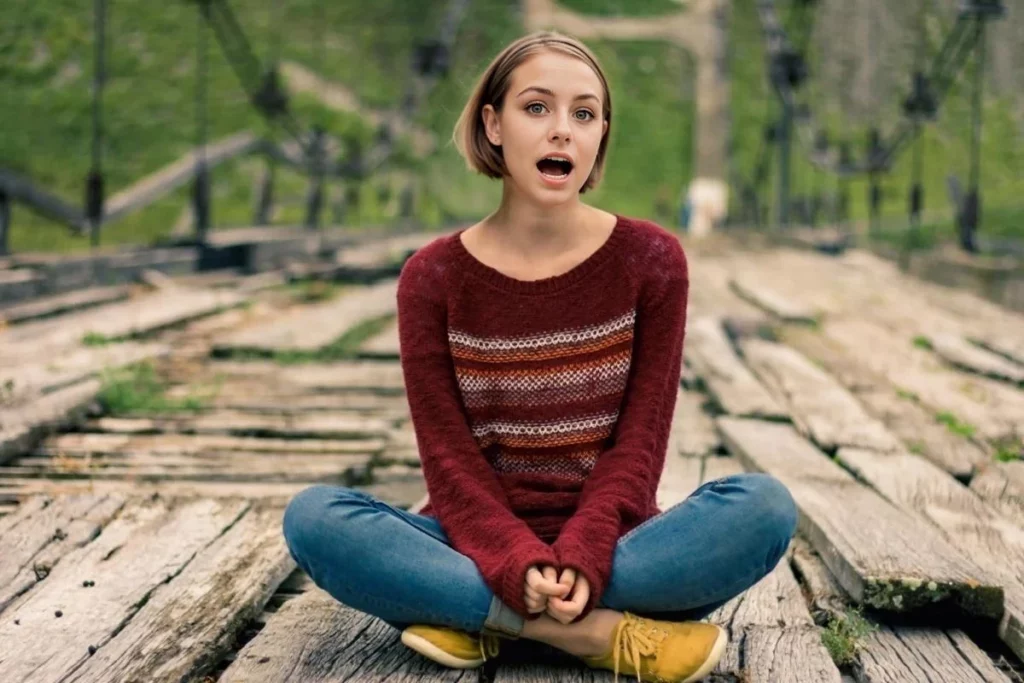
left=912, top=335, right=933, bottom=351
left=97, top=361, right=214, bottom=415
left=936, top=411, right=977, bottom=439
left=821, top=607, right=876, bottom=667
left=559, top=0, right=685, bottom=16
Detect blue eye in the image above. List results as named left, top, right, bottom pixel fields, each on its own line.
left=527, top=103, right=546, bottom=114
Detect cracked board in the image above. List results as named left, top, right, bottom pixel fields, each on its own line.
left=164, top=387, right=410, bottom=418
left=219, top=590, right=474, bottom=682
left=790, top=538, right=1014, bottom=683
left=0, top=495, right=293, bottom=683
left=739, top=338, right=903, bottom=453
left=971, top=461, right=1024, bottom=521
left=838, top=447, right=1024, bottom=660
left=708, top=551, right=841, bottom=682
left=717, top=417, right=1003, bottom=619
left=191, top=360, right=406, bottom=394
left=779, top=325, right=989, bottom=480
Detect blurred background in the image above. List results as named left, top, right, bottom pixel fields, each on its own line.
left=0, top=0, right=1020, bottom=258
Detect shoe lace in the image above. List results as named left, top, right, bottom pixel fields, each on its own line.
left=611, top=612, right=669, bottom=683
left=479, top=633, right=501, bottom=661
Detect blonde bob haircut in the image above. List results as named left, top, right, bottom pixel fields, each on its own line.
left=452, top=30, right=612, bottom=194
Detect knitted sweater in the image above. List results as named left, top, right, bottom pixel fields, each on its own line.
left=396, top=214, right=689, bottom=621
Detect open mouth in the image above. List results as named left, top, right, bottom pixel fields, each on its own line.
left=536, top=157, right=574, bottom=178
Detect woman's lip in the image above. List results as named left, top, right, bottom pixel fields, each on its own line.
left=537, top=166, right=573, bottom=187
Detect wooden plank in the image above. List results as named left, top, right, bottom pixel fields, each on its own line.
left=0, top=342, right=167, bottom=401
left=0, top=288, right=245, bottom=354
left=5, top=450, right=373, bottom=484
left=163, top=387, right=409, bottom=417
left=971, top=461, right=1024, bottom=521
left=927, top=333, right=1024, bottom=385
left=203, top=360, right=406, bottom=393
left=1, top=379, right=101, bottom=466
left=740, top=338, right=904, bottom=453
left=857, top=626, right=1013, bottom=683
left=0, top=494, right=125, bottom=614
left=0, top=478, right=312, bottom=504
left=214, top=280, right=397, bottom=353
left=717, top=417, right=1003, bottom=618
left=708, top=557, right=841, bottom=682
left=219, top=590, right=470, bottom=682
left=701, top=454, right=745, bottom=484
left=0, top=286, right=130, bottom=326
left=84, top=412, right=393, bottom=440
left=673, top=388, right=721, bottom=457
left=838, top=446, right=1024, bottom=659
left=819, top=319, right=1024, bottom=442
left=972, top=335, right=1024, bottom=368
left=62, top=505, right=294, bottom=683
left=780, top=326, right=989, bottom=480
left=41, top=432, right=386, bottom=456
left=359, top=318, right=400, bottom=359
left=731, top=274, right=819, bottom=324
left=683, top=316, right=787, bottom=420
left=656, top=452, right=704, bottom=510
left=0, top=168, right=86, bottom=230
left=0, top=496, right=249, bottom=682
left=790, top=536, right=1014, bottom=683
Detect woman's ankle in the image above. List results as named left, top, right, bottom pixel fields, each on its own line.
left=519, top=608, right=623, bottom=657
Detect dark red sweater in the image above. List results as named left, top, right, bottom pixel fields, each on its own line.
left=396, top=214, right=688, bottom=621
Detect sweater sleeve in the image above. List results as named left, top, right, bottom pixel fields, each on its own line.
left=552, top=236, right=689, bottom=620
left=397, top=252, right=557, bottom=619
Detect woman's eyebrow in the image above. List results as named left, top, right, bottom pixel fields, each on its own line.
left=516, top=86, right=599, bottom=102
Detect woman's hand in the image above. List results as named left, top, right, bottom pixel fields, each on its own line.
left=545, top=568, right=590, bottom=624
left=524, top=565, right=569, bottom=614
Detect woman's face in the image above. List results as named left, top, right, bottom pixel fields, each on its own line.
left=482, top=50, right=608, bottom=206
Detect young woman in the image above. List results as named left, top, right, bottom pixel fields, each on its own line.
left=282, top=30, right=798, bottom=683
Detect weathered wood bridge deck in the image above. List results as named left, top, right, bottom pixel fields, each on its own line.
left=1, top=230, right=1022, bottom=682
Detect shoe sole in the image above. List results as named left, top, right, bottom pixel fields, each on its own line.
left=682, top=625, right=728, bottom=683
left=400, top=630, right=485, bottom=669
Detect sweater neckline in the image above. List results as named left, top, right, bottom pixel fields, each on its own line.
left=449, top=213, right=626, bottom=295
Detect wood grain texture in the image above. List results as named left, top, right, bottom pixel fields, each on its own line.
left=928, top=334, right=1024, bottom=385
left=359, top=319, right=401, bottom=358
left=220, top=590, right=474, bottom=682
left=204, top=360, right=407, bottom=394
left=856, top=626, right=1013, bottom=683
left=717, top=417, right=1003, bottom=618
left=781, top=326, right=989, bottom=480
left=41, top=432, right=386, bottom=456
left=0, top=494, right=125, bottom=614
left=740, top=338, right=903, bottom=453
left=838, top=447, right=1024, bottom=659
left=684, top=317, right=787, bottom=420
left=971, top=461, right=1024, bottom=521
left=0, top=286, right=130, bottom=326
left=0, top=496, right=249, bottom=682
left=709, top=558, right=841, bottom=682
left=63, top=505, right=293, bottom=683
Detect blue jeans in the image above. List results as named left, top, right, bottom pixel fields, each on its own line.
left=281, top=472, right=797, bottom=638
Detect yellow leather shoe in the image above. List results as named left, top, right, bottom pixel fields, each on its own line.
left=580, top=612, right=727, bottom=683
left=401, top=624, right=501, bottom=669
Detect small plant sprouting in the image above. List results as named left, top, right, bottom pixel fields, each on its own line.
left=821, top=607, right=876, bottom=667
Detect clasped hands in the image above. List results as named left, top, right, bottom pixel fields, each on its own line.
left=523, top=565, right=591, bottom=624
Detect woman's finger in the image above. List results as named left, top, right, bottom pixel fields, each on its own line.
left=525, top=585, right=542, bottom=601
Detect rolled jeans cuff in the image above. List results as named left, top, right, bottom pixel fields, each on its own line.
left=483, top=595, right=524, bottom=639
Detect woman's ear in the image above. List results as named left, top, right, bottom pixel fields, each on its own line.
left=481, top=104, right=501, bottom=146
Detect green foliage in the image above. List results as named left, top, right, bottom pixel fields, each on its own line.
left=97, top=362, right=213, bottom=415
left=558, top=0, right=685, bottom=16
left=895, top=387, right=919, bottom=402
left=993, top=437, right=1022, bottom=463
left=82, top=331, right=114, bottom=347
left=912, top=335, right=933, bottom=351
left=821, top=608, right=876, bottom=667
left=936, top=411, right=976, bottom=438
